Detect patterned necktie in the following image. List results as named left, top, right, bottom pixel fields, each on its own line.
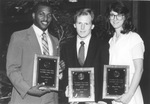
left=42, top=32, right=49, bottom=55
left=78, top=41, right=85, bottom=66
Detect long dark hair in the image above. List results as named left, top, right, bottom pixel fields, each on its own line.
left=106, top=1, right=135, bottom=36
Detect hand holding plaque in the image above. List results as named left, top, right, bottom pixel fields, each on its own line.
left=103, top=65, right=129, bottom=99
left=32, top=54, right=59, bottom=91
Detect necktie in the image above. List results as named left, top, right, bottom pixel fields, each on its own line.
left=42, top=32, right=49, bottom=55
left=78, top=41, right=85, bottom=66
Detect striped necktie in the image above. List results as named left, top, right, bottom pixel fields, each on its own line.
left=78, top=41, right=85, bottom=66
left=42, top=32, right=49, bottom=55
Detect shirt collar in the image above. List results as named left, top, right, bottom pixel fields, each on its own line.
left=77, top=34, right=91, bottom=45
left=32, top=24, right=48, bottom=37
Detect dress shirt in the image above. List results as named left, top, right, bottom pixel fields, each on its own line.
left=32, top=24, right=53, bottom=55
left=77, top=34, right=91, bottom=61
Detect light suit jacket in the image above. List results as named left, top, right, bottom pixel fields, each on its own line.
left=6, top=26, right=59, bottom=104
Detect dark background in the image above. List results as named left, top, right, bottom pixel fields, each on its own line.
left=0, top=0, right=150, bottom=104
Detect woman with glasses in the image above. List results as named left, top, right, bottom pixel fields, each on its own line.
left=105, top=1, right=144, bottom=104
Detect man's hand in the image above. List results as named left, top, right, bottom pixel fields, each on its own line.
left=65, top=86, right=69, bottom=97
left=27, top=83, right=51, bottom=97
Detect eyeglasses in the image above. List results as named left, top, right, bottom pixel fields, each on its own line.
left=109, top=14, right=124, bottom=20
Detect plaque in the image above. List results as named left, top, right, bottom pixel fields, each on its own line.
left=32, top=54, right=59, bottom=91
left=102, top=65, right=129, bottom=99
left=68, top=68, right=95, bottom=102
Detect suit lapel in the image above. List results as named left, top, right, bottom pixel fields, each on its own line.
left=27, top=26, right=41, bottom=55
left=48, top=34, right=59, bottom=56
left=84, top=35, right=98, bottom=66
left=68, top=37, right=80, bottom=67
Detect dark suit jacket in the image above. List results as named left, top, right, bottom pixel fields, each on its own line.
left=6, top=26, right=59, bottom=104
left=60, top=34, right=110, bottom=103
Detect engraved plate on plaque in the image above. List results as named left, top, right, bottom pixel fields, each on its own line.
left=103, top=65, right=129, bottom=99
left=68, top=68, right=95, bottom=102
left=32, top=54, right=59, bottom=91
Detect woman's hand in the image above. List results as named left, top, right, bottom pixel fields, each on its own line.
left=113, top=92, right=133, bottom=104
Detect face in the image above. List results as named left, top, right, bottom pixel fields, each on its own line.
left=74, top=14, right=94, bottom=38
left=109, top=10, right=125, bottom=31
left=32, top=5, right=52, bottom=31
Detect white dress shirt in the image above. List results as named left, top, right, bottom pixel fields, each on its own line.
left=32, top=24, right=53, bottom=55
left=76, top=34, right=91, bottom=61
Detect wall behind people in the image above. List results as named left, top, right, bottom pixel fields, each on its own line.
left=137, top=1, right=150, bottom=104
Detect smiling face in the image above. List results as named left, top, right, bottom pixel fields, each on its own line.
left=32, top=5, right=52, bottom=31
left=74, top=14, right=94, bottom=39
left=109, top=10, right=125, bottom=31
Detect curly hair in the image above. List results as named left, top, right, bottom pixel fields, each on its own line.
left=105, top=1, right=135, bottom=36
left=32, top=1, right=52, bottom=13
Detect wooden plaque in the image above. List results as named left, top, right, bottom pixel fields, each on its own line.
left=68, top=67, right=95, bottom=102
left=103, top=65, right=129, bottom=99
left=32, top=54, right=60, bottom=91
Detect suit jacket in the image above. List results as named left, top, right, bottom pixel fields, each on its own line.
left=6, top=26, right=59, bottom=104
left=60, top=34, right=110, bottom=103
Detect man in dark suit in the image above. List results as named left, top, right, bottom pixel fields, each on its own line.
left=60, top=8, right=110, bottom=104
left=6, top=2, right=62, bottom=104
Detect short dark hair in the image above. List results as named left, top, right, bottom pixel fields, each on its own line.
left=74, top=8, right=94, bottom=24
left=32, top=1, right=52, bottom=13
left=106, top=1, right=135, bottom=35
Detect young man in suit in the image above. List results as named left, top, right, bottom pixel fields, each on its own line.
left=6, top=2, right=62, bottom=104
left=60, top=8, right=110, bottom=104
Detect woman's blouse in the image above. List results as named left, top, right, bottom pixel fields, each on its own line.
left=109, top=31, right=145, bottom=82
